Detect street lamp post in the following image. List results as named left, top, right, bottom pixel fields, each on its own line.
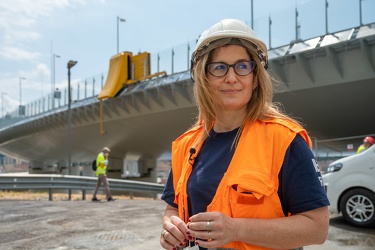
left=52, top=54, right=61, bottom=109
left=359, top=0, right=363, bottom=26
left=19, top=77, right=26, bottom=106
left=325, top=0, right=329, bottom=34
left=67, top=60, right=77, bottom=173
left=1, top=92, right=6, bottom=118
left=19, top=77, right=26, bottom=116
left=250, top=0, right=254, bottom=30
left=67, top=60, right=77, bottom=200
left=117, top=16, right=126, bottom=54
left=1, top=92, right=5, bottom=127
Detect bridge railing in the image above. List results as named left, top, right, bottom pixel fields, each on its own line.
left=0, top=174, right=165, bottom=201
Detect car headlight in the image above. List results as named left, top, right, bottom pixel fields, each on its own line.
left=326, top=163, right=343, bottom=172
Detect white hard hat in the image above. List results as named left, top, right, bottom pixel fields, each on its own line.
left=192, top=19, right=268, bottom=69
left=102, top=147, right=110, bottom=152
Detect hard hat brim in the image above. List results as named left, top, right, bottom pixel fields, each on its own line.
left=192, top=19, right=268, bottom=69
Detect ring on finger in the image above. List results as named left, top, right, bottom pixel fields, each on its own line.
left=206, top=221, right=211, bottom=231
left=208, top=231, right=212, bottom=242
left=161, top=229, right=168, bottom=240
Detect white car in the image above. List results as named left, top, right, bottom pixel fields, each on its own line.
left=322, top=143, right=375, bottom=227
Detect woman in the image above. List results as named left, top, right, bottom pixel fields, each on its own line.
left=160, top=19, right=329, bottom=250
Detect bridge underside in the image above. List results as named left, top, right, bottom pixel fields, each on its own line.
left=0, top=76, right=373, bottom=166
left=0, top=77, right=198, bottom=167
left=274, top=77, right=375, bottom=151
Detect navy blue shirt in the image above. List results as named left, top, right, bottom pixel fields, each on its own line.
left=161, top=128, right=329, bottom=217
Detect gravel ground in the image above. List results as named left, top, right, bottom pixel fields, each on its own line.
left=1, top=191, right=374, bottom=250
left=0, top=192, right=165, bottom=250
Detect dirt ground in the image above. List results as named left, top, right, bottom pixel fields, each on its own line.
left=1, top=191, right=374, bottom=250
left=0, top=191, right=165, bottom=250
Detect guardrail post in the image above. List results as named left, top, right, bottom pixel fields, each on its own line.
left=82, top=190, right=86, bottom=200
left=49, top=189, right=53, bottom=201
left=68, top=189, right=72, bottom=200
left=130, top=192, right=134, bottom=199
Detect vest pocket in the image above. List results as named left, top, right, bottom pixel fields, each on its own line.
left=228, top=170, right=277, bottom=218
left=235, top=188, right=264, bottom=205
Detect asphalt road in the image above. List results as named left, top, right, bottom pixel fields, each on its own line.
left=1, top=198, right=374, bottom=250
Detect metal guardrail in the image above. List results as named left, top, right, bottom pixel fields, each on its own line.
left=0, top=174, right=165, bottom=201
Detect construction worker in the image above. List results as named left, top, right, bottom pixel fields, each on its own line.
left=160, top=19, right=329, bottom=250
left=357, top=136, right=374, bottom=154
left=92, top=147, right=115, bottom=202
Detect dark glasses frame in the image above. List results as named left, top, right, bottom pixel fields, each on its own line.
left=205, top=61, right=257, bottom=77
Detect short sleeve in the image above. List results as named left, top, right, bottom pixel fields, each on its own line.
left=278, top=134, right=330, bottom=215
left=161, top=170, right=178, bottom=208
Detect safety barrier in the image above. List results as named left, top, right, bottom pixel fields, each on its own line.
left=0, top=174, right=164, bottom=201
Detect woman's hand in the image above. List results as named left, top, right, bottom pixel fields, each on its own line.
left=186, top=211, right=237, bottom=249
left=161, top=205, right=189, bottom=250
left=187, top=207, right=329, bottom=249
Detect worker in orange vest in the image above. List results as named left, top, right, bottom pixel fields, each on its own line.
left=160, top=19, right=329, bottom=250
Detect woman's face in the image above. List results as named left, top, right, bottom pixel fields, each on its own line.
left=207, top=45, right=257, bottom=113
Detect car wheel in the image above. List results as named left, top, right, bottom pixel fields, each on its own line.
left=340, top=188, right=375, bottom=228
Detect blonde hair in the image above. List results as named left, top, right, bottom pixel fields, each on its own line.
left=191, top=44, right=301, bottom=146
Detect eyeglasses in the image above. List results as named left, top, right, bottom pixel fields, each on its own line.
left=206, top=61, right=257, bottom=77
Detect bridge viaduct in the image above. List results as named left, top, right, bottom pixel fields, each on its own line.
left=0, top=23, right=374, bottom=181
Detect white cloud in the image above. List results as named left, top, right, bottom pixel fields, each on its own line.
left=0, top=62, right=51, bottom=110
left=0, top=0, right=88, bottom=61
left=34, top=63, right=51, bottom=77
left=25, top=63, right=51, bottom=85
left=0, top=47, right=41, bottom=61
left=0, top=0, right=100, bottom=113
left=3, top=30, right=41, bottom=44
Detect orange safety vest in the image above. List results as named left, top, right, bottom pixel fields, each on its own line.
left=172, top=118, right=312, bottom=250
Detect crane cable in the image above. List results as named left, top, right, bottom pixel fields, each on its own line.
left=99, top=99, right=107, bottom=135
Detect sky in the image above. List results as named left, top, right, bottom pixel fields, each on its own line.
left=0, top=0, right=374, bottom=115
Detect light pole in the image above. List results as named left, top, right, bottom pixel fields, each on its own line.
left=117, top=16, right=126, bottom=54
left=1, top=92, right=6, bottom=118
left=67, top=60, right=77, bottom=200
left=269, top=15, right=272, bottom=49
left=52, top=54, right=61, bottom=109
left=67, top=60, right=77, bottom=177
left=19, top=77, right=26, bottom=106
left=250, top=0, right=253, bottom=29
left=325, top=0, right=329, bottom=34
left=359, top=0, right=363, bottom=26
left=19, top=77, right=26, bottom=116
